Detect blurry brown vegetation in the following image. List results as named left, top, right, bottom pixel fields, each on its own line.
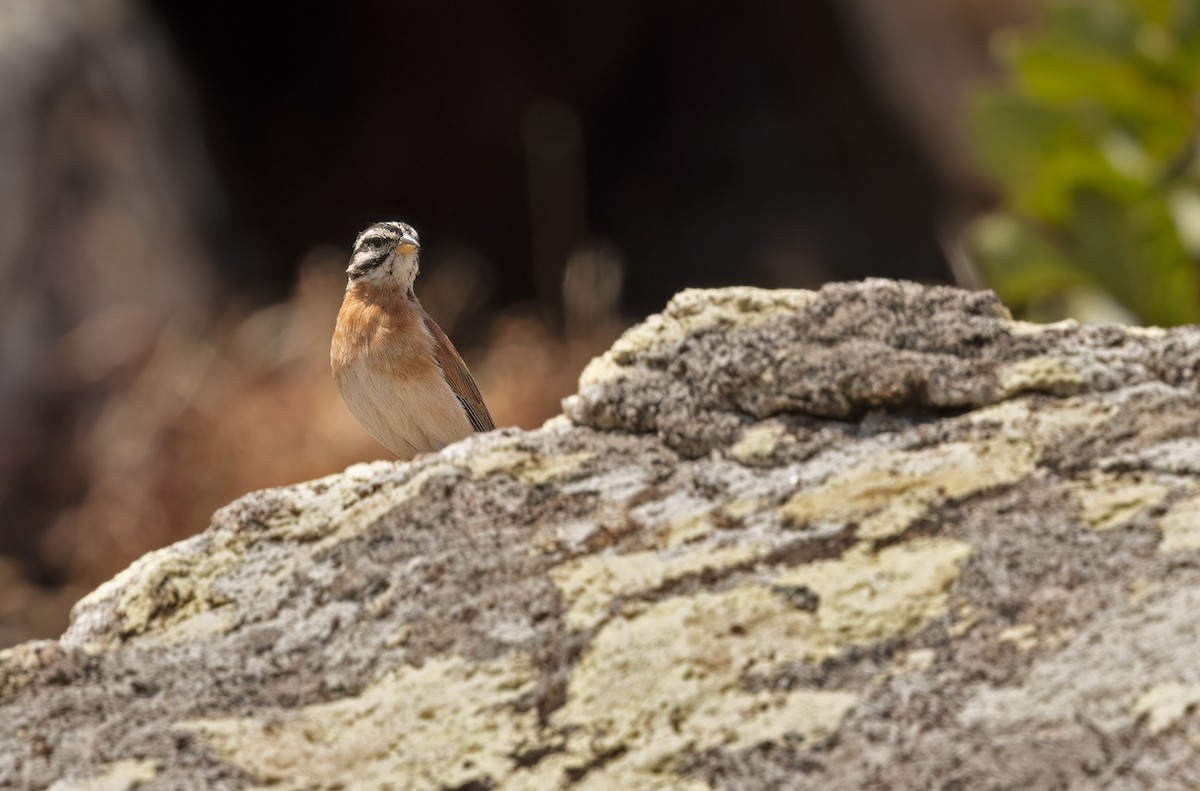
left=0, top=0, right=1030, bottom=645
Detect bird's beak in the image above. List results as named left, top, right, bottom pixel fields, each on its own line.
left=396, top=234, right=420, bottom=254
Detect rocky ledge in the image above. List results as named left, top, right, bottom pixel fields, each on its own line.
left=4, top=280, right=1200, bottom=790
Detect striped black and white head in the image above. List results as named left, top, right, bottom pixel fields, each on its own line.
left=347, top=221, right=421, bottom=288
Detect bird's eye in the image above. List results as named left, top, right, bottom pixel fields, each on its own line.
left=359, top=236, right=387, bottom=250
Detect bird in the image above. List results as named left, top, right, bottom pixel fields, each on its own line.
left=331, top=220, right=494, bottom=459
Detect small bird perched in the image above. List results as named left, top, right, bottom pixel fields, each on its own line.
left=331, top=221, right=494, bottom=459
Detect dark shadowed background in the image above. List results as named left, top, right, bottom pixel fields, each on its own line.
left=0, top=0, right=1034, bottom=644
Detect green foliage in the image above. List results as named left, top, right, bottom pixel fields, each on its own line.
left=967, top=0, right=1200, bottom=325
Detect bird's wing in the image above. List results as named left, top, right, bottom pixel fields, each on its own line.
left=423, top=313, right=495, bottom=433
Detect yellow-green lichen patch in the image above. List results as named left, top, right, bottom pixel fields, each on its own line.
left=551, top=538, right=970, bottom=782
left=47, top=759, right=158, bottom=790
left=507, top=757, right=713, bottom=791
left=551, top=542, right=770, bottom=631
left=1133, top=681, right=1200, bottom=735
left=874, top=647, right=942, bottom=688
left=0, top=663, right=28, bottom=702
left=662, top=512, right=717, bottom=547
left=967, top=394, right=1119, bottom=437
left=949, top=604, right=982, bottom=638
left=892, top=648, right=938, bottom=675
left=729, top=422, right=789, bottom=466
left=554, top=585, right=858, bottom=779
left=184, top=656, right=540, bottom=791
left=1128, top=577, right=1165, bottom=604
left=579, top=287, right=816, bottom=386
left=70, top=462, right=442, bottom=648
left=1007, top=319, right=1077, bottom=336
left=998, top=623, right=1039, bottom=652
left=1159, top=492, right=1200, bottom=552
left=1122, top=325, right=1169, bottom=339
left=281, top=461, right=401, bottom=543
left=782, top=437, right=1038, bottom=539
left=770, top=538, right=974, bottom=648
left=1071, top=471, right=1169, bottom=531
left=466, top=445, right=594, bottom=486
left=997, top=356, right=1084, bottom=398
left=660, top=500, right=762, bottom=548
left=78, top=545, right=242, bottom=646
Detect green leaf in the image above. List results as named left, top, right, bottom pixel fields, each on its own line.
left=965, top=0, right=1200, bottom=325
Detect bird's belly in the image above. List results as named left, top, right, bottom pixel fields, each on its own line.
left=337, top=359, right=475, bottom=459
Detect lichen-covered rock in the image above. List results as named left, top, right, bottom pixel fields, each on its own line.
left=4, top=280, right=1200, bottom=790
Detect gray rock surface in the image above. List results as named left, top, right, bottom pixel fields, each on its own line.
left=4, top=280, right=1200, bottom=790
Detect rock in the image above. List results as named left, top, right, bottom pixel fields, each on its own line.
left=4, top=279, right=1200, bottom=790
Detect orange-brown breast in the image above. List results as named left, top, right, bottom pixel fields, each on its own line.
left=332, top=285, right=437, bottom=379
left=331, top=282, right=480, bottom=458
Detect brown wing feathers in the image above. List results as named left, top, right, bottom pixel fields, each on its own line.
left=422, top=313, right=495, bottom=433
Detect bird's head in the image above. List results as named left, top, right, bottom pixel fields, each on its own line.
left=346, top=221, right=421, bottom=289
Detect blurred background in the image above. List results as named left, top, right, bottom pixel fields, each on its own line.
left=0, top=0, right=1196, bottom=645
